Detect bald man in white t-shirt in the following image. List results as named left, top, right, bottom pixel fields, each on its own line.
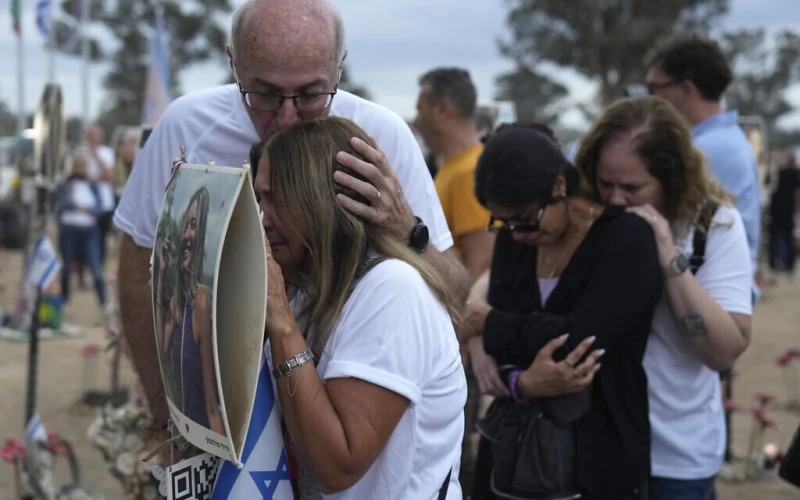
left=113, top=0, right=470, bottom=467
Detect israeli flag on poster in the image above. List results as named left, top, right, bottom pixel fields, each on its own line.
left=25, top=236, right=61, bottom=291
left=212, top=363, right=294, bottom=499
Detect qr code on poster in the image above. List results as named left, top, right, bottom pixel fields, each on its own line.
left=166, top=453, right=221, bottom=500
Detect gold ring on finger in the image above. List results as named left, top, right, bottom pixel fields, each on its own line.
left=564, top=359, right=575, bottom=369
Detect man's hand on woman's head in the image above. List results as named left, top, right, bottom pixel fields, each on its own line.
left=333, top=137, right=416, bottom=243
left=517, top=334, right=604, bottom=399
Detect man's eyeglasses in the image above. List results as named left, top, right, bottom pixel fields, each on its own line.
left=487, top=206, right=547, bottom=233
left=239, top=88, right=338, bottom=113
left=646, top=80, right=681, bottom=95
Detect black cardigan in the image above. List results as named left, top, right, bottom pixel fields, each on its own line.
left=482, top=206, right=663, bottom=500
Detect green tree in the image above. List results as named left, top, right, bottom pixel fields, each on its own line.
left=498, top=0, right=729, bottom=110
left=94, top=0, right=232, bottom=133
left=772, top=128, right=800, bottom=149
left=0, top=100, right=17, bottom=137
left=495, top=65, right=568, bottom=124
left=721, top=29, right=800, bottom=134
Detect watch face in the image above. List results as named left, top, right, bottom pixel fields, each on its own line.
left=675, top=253, right=690, bottom=273
left=410, top=219, right=429, bottom=253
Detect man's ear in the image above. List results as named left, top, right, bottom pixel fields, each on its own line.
left=436, top=98, right=454, bottom=119
left=225, top=45, right=235, bottom=74
left=682, top=78, right=699, bottom=100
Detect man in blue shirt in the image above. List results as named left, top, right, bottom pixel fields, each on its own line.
left=645, top=33, right=761, bottom=298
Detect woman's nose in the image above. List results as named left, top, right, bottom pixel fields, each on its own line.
left=261, top=207, right=274, bottom=229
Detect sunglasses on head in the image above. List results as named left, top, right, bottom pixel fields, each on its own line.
left=487, top=205, right=547, bottom=233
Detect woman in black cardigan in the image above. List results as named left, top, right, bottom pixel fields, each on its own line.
left=460, top=124, right=663, bottom=500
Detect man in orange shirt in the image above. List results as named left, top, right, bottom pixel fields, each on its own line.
left=414, top=68, right=495, bottom=279
left=414, top=67, right=501, bottom=488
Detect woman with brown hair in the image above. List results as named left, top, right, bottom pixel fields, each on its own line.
left=574, top=95, right=752, bottom=500
left=252, top=116, right=467, bottom=498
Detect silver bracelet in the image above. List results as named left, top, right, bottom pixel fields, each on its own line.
left=272, top=348, right=315, bottom=379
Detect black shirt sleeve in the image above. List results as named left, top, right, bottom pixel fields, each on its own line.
left=483, top=215, right=663, bottom=366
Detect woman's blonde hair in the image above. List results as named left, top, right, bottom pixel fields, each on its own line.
left=261, top=116, right=459, bottom=356
left=574, top=96, right=733, bottom=229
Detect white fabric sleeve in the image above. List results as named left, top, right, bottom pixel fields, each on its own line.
left=113, top=103, right=183, bottom=248
left=694, top=206, right=753, bottom=315
left=381, top=115, right=453, bottom=253
left=321, top=261, right=445, bottom=405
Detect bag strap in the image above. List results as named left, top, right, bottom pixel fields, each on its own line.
left=689, top=202, right=719, bottom=275
left=437, top=468, right=452, bottom=500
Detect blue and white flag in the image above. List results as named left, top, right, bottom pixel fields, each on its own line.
left=142, top=7, right=172, bottom=126
left=25, top=235, right=61, bottom=291
left=212, top=364, right=293, bottom=499
left=25, top=412, right=48, bottom=444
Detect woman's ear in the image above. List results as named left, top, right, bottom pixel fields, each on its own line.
left=552, top=174, right=567, bottom=197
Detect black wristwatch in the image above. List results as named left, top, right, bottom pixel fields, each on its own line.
left=408, top=216, right=429, bottom=254
left=666, top=252, right=690, bottom=278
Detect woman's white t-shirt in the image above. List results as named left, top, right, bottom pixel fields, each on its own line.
left=293, top=259, right=467, bottom=499
left=645, top=205, right=752, bottom=479
left=61, top=180, right=97, bottom=228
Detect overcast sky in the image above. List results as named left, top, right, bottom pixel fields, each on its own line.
left=2, top=0, right=800, bottom=132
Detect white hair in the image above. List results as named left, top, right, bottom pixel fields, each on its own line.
left=229, top=0, right=347, bottom=66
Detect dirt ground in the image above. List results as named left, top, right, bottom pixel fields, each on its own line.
left=1, top=240, right=799, bottom=499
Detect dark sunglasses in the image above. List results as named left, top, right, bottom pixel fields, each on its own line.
left=487, top=205, right=547, bottom=233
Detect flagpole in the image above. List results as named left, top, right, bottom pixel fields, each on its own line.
left=16, top=7, right=25, bottom=139
left=81, top=0, right=90, bottom=130
left=47, top=0, right=55, bottom=83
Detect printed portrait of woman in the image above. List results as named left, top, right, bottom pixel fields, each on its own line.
left=154, top=185, right=226, bottom=436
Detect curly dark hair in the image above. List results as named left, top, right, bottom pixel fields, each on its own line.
left=574, top=96, right=733, bottom=226
left=645, top=32, right=732, bottom=102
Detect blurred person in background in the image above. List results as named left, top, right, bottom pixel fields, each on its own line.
left=414, top=67, right=497, bottom=486
left=645, top=33, right=760, bottom=298
left=576, top=96, right=752, bottom=500
left=82, top=123, right=117, bottom=267
left=414, top=67, right=495, bottom=283
left=57, top=153, right=106, bottom=307
left=113, top=131, right=140, bottom=202
left=464, top=122, right=662, bottom=500
left=768, top=151, right=800, bottom=275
